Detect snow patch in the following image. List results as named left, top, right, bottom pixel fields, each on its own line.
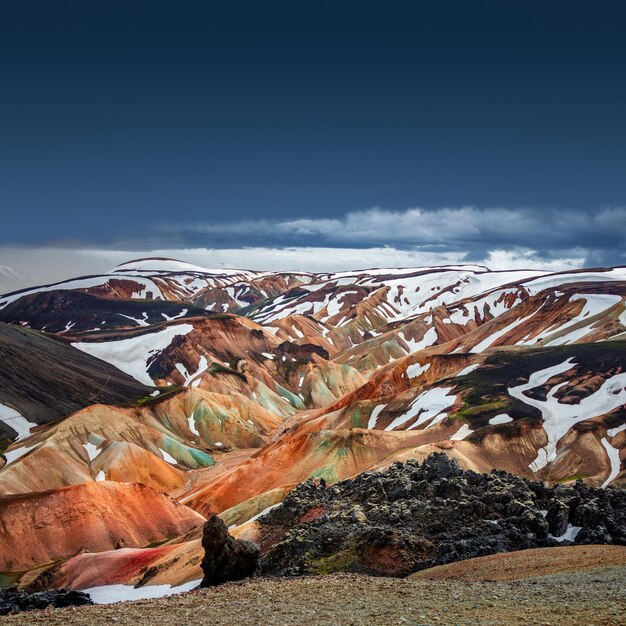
left=600, top=437, right=621, bottom=488
left=385, top=387, right=456, bottom=431
left=509, top=358, right=626, bottom=472
left=607, top=423, right=626, bottom=438
left=450, top=423, right=473, bottom=441
left=489, top=414, right=513, bottom=425
left=85, top=579, right=201, bottom=604
left=400, top=327, right=437, bottom=354
left=1, top=275, right=165, bottom=309
left=0, top=402, right=37, bottom=440
left=538, top=294, right=623, bottom=346
left=159, top=449, right=178, bottom=464
left=456, top=363, right=480, bottom=377
left=2, top=443, right=35, bottom=465
left=471, top=312, right=535, bottom=353
left=188, top=411, right=200, bottom=436
left=84, top=442, right=100, bottom=462
left=549, top=523, right=582, bottom=543
left=406, top=362, right=430, bottom=379
left=367, top=404, right=387, bottom=429
left=73, top=324, right=194, bottom=386
left=523, top=270, right=626, bottom=295
left=162, top=309, right=188, bottom=321
left=118, top=312, right=149, bottom=327
left=175, top=356, right=209, bottom=387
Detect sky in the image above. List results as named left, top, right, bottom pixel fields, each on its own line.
left=1, top=1, right=625, bottom=290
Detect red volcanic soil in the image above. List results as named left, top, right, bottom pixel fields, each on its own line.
left=25, top=539, right=204, bottom=591
left=0, top=481, right=204, bottom=571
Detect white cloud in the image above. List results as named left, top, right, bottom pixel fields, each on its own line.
left=481, top=249, right=586, bottom=272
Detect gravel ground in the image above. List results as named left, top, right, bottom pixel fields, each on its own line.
left=3, top=569, right=625, bottom=626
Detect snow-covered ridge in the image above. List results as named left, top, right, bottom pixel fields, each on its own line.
left=521, top=268, right=626, bottom=295
left=251, top=267, right=547, bottom=325
left=112, top=257, right=265, bottom=279
left=0, top=274, right=165, bottom=309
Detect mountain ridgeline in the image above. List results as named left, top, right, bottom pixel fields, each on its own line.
left=0, top=258, right=624, bottom=594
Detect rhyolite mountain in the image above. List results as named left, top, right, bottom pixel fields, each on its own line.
left=0, top=258, right=624, bottom=592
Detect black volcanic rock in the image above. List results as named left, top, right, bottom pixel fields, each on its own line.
left=200, top=515, right=260, bottom=587
left=0, top=586, right=93, bottom=615
left=258, top=454, right=626, bottom=577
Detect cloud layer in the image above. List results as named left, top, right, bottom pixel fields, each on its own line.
left=0, top=206, right=622, bottom=291
left=158, top=206, right=626, bottom=267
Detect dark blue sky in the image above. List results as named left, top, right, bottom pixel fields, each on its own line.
left=1, top=1, right=625, bottom=251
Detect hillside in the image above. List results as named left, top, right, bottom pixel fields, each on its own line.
left=0, top=258, right=624, bottom=596
left=409, top=544, right=626, bottom=581
left=0, top=323, right=151, bottom=444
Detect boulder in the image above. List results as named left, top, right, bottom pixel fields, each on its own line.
left=200, top=515, right=260, bottom=587
left=546, top=501, right=569, bottom=536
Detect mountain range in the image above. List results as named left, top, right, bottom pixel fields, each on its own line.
left=0, top=257, right=624, bottom=594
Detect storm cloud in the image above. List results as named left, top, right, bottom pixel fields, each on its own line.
left=0, top=206, right=623, bottom=292
left=158, top=206, right=626, bottom=267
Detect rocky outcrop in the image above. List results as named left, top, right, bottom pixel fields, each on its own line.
left=0, top=586, right=92, bottom=615
left=200, top=515, right=260, bottom=587
left=258, top=454, right=626, bottom=577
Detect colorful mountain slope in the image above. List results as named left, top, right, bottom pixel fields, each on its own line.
left=0, top=481, right=203, bottom=572
left=0, top=258, right=624, bottom=592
